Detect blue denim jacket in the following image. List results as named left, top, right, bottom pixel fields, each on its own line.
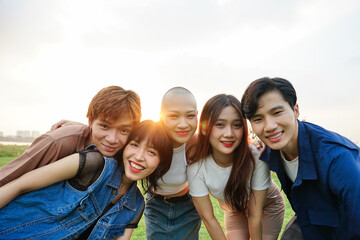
left=0, top=156, right=144, bottom=240
left=260, top=120, right=360, bottom=240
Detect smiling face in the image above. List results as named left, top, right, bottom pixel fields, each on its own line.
left=89, top=115, right=134, bottom=157
left=208, top=106, right=243, bottom=162
left=249, top=90, right=299, bottom=159
left=161, top=92, right=198, bottom=147
left=122, top=138, right=161, bottom=182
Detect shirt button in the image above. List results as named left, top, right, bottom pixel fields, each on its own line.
left=112, top=190, right=117, bottom=195
left=73, top=235, right=79, bottom=239
left=79, top=205, right=86, bottom=210
left=112, top=234, right=117, bottom=239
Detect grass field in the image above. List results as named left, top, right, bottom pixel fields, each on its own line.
left=0, top=144, right=294, bottom=239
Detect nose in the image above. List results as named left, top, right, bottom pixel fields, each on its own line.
left=134, top=147, right=145, bottom=161
left=264, top=117, right=277, bottom=132
left=106, top=129, right=120, bottom=144
left=177, top=117, right=188, bottom=128
left=224, top=126, right=234, bottom=138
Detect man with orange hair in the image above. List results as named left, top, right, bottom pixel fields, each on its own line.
left=0, top=86, right=141, bottom=187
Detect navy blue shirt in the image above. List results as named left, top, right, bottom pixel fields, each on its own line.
left=261, top=120, right=360, bottom=240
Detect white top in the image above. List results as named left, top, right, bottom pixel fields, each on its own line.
left=155, top=144, right=188, bottom=195
left=280, top=151, right=299, bottom=183
left=187, top=144, right=271, bottom=211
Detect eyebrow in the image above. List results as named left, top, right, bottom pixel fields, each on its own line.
left=251, top=105, right=285, bottom=119
left=270, top=105, right=285, bottom=112
left=217, top=118, right=242, bottom=122
left=167, top=110, right=196, bottom=114
left=100, top=120, right=133, bottom=127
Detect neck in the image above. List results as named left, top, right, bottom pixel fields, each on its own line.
left=121, top=174, right=134, bottom=189
left=212, top=151, right=233, bottom=167
left=85, top=134, right=93, bottom=147
left=281, top=121, right=299, bottom=161
left=172, top=141, right=183, bottom=148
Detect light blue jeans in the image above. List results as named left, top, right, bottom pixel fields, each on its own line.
left=144, top=193, right=201, bottom=240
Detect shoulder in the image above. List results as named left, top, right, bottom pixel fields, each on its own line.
left=187, top=157, right=209, bottom=179
left=45, top=125, right=90, bottom=141
left=301, top=121, right=359, bottom=159
left=301, top=121, right=358, bottom=150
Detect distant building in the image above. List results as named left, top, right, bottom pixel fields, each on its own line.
left=17, top=130, right=31, bottom=138
left=31, top=131, right=40, bottom=138
left=0, top=131, right=3, bottom=137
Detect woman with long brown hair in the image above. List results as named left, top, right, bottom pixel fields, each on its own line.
left=187, top=94, right=285, bottom=240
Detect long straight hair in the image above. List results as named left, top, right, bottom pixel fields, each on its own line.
left=190, top=94, right=255, bottom=213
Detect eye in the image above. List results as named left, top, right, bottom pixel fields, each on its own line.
left=147, top=148, right=158, bottom=156
left=234, top=123, right=242, bottom=128
left=251, top=117, right=262, bottom=123
left=120, top=128, right=131, bottom=135
left=215, top=122, right=224, bottom=128
left=187, top=114, right=196, bottom=119
left=167, top=114, right=178, bottom=119
left=274, top=110, right=283, bottom=116
left=99, top=124, right=109, bottom=129
left=129, top=140, right=139, bottom=148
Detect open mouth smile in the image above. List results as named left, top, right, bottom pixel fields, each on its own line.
left=221, top=141, right=234, bottom=147
left=266, top=131, right=283, bottom=142
left=129, top=161, right=145, bottom=173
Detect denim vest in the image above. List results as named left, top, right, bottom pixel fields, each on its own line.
left=0, top=156, right=144, bottom=240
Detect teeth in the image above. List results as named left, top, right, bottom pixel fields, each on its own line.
left=130, top=162, right=144, bottom=170
left=269, top=132, right=282, bottom=139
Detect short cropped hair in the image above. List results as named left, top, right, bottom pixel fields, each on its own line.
left=241, top=77, right=297, bottom=119
left=160, top=86, right=196, bottom=112
left=87, top=86, right=141, bottom=125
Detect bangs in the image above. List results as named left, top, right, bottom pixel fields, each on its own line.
left=128, top=120, right=168, bottom=150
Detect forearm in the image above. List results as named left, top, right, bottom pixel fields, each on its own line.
left=0, top=154, right=80, bottom=209
left=116, top=228, right=133, bottom=240
left=247, top=189, right=267, bottom=240
left=202, top=216, right=227, bottom=240
left=0, top=179, right=24, bottom=209
left=248, top=215, right=262, bottom=240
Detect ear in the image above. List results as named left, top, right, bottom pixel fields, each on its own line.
left=294, top=104, right=300, bottom=119
left=201, top=128, right=206, bottom=136
left=200, top=121, right=207, bottom=135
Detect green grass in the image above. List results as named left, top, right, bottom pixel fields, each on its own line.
left=1, top=145, right=294, bottom=239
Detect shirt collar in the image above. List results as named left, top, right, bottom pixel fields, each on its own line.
left=260, top=120, right=318, bottom=184
left=297, top=120, right=318, bottom=182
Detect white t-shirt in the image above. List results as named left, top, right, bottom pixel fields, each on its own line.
left=280, top=151, right=299, bottom=183
left=187, top=144, right=271, bottom=211
left=155, top=144, right=188, bottom=195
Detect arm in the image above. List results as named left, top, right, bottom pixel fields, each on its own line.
left=51, top=119, right=85, bottom=130
left=192, top=195, right=227, bottom=240
left=328, top=149, right=360, bottom=237
left=0, top=153, right=80, bottom=209
left=247, top=189, right=267, bottom=240
left=116, top=229, right=134, bottom=240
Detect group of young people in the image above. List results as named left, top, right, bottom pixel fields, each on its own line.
left=0, top=77, right=359, bottom=240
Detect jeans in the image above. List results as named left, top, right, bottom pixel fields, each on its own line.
left=144, top=193, right=202, bottom=240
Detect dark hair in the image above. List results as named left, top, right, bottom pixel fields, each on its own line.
left=119, top=120, right=173, bottom=194
left=190, top=94, right=255, bottom=213
left=87, top=86, right=141, bottom=126
left=241, top=77, right=297, bottom=119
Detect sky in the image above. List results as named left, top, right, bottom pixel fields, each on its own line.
left=0, top=0, right=359, bottom=144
